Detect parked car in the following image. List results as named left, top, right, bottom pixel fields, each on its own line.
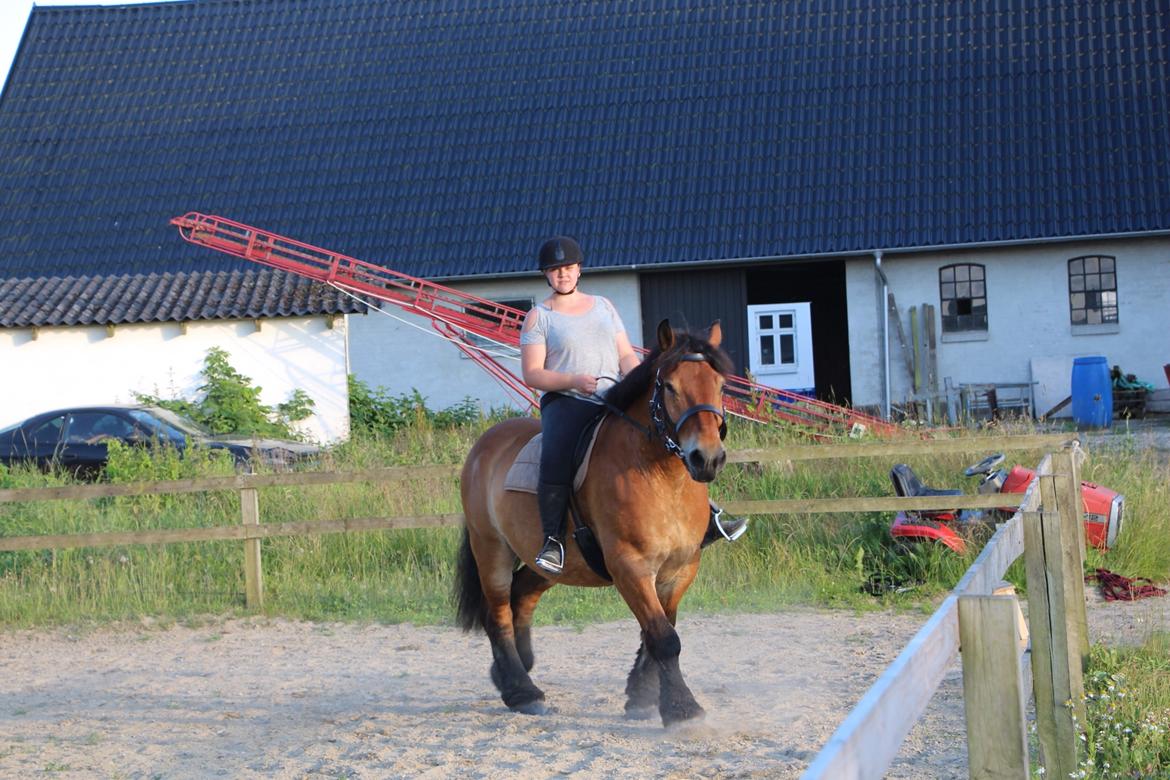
left=0, top=405, right=319, bottom=478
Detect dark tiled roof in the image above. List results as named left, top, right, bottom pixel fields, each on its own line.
left=0, top=0, right=1168, bottom=283
left=0, top=270, right=367, bottom=328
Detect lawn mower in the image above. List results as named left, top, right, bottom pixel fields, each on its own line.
left=889, top=453, right=1124, bottom=554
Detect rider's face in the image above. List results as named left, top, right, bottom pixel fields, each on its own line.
left=545, top=263, right=581, bottom=292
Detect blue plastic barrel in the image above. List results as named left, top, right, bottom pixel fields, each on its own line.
left=1071, top=356, right=1112, bottom=428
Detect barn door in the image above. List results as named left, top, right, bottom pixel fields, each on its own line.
left=746, top=303, right=815, bottom=394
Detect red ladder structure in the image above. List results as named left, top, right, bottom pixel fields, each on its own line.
left=170, top=213, right=899, bottom=437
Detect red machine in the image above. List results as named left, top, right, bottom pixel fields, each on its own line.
left=889, top=453, right=1124, bottom=554
left=169, top=213, right=901, bottom=438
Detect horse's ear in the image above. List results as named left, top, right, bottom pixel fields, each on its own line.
left=706, top=320, right=722, bottom=349
left=656, top=319, right=674, bottom=351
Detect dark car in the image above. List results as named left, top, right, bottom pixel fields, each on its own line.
left=0, top=405, right=320, bottom=478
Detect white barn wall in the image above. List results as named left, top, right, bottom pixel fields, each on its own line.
left=0, top=317, right=350, bottom=443
left=348, top=272, right=643, bottom=411
left=846, top=236, right=1170, bottom=414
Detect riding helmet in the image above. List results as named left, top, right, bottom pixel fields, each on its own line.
left=537, top=236, right=584, bottom=272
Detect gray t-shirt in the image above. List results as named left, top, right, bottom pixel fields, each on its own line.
left=520, top=296, right=627, bottom=404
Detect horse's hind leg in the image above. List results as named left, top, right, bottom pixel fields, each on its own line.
left=510, top=565, right=555, bottom=673
left=473, top=534, right=549, bottom=714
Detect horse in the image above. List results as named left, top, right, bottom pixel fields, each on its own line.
left=455, top=318, right=733, bottom=726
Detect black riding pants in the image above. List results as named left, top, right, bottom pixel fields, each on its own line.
left=539, top=392, right=603, bottom=487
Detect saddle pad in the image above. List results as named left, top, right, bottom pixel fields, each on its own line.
left=503, top=421, right=604, bottom=495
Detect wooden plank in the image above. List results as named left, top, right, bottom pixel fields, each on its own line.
left=887, top=291, right=915, bottom=381
left=911, top=304, right=922, bottom=394
left=802, top=595, right=960, bottom=780
left=725, top=433, right=1074, bottom=464
left=1023, top=508, right=1079, bottom=779
left=953, top=514, right=1024, bottom=597
left=959, top=595, right=1030, bottom=780
left=0, top=464, right=462, bottom=504
left=0, top=514, right=467, bottom=552
left=924, top=303, right=938, bottom=395
left=241, top=487, right=263, bottom=610
left=723, top=493, right=1031, bottom=516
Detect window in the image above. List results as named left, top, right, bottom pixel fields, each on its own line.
left=65, top=413, right=137, bottom=445
left=939, top=264, right=987, bottom=333
left=1068, top=256, right=1118, bottom=325
left=461, top=297, right=533, bottom=357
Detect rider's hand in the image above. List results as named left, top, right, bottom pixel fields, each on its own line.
left=573, top=374, right=599, bottom=395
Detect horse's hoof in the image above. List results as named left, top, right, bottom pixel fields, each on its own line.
left=624, top=705, right=656, bottom=721
left=661, top=705, right=706, bottom=728
left=512, top=700, right=550, bottom=716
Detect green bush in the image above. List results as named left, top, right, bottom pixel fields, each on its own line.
left=137, top=347, right=313, bottom=439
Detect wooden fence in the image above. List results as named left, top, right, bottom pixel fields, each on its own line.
left=0, top=432, right=1081, bottom=775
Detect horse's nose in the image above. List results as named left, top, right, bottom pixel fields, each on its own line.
left=686, top=448, right=726, bottom=482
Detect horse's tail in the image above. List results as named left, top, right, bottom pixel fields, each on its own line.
left=454, top=525, right=487, bottom=633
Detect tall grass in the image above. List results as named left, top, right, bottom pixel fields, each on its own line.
left=9, top=414, right=1155, bottom=627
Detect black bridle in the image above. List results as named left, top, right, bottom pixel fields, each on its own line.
left=648, top=353, right=728, bottom=461
left=593, top=353, right=727, bottom=462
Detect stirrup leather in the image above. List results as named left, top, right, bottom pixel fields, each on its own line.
left=711, top=507, right=747, bottom=541
left=534, top=536, right=565, bottom=574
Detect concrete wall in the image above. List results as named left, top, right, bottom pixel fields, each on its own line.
left=348, top=272, right=643, bottom=411
left=0, top=316, right=350, bottom=443
left=846, top=236, right=1170, bottom=415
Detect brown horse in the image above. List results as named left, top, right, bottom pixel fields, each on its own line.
left=455, top=319, right=732, bottom=726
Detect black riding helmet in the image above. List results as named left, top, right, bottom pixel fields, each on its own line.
left=537, top=236, right=583, bottom=273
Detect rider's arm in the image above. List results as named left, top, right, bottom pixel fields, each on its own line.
left=519, top=309, right=596, bottom=395
left=615, top=330, right=640, bottom=377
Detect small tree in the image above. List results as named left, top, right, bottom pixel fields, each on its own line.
left=137, top=347, right=314, bottom=439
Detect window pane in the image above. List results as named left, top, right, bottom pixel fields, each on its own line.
left=778, top=313, right=793, bottom=328
left=1086, top=274, right=1100, bottom=291
left=1102, top=273, right=1115, bottom=290
left=1100, top=291, right=1117, bottom=307
left=759, top=315, right=773, bottom=330
left=972, top=281, right=985, bottom=297
left=941, top=282, right=955, bottom=299
left=1100, top=256, right=1114, bottom=272
left=1072, top=309, right=1086, bottom=324
left=940, top=267, right=954, bottom=283
left=970, top=265, right=984, bottom=281
left=956, top=298, right=973, bottom=316
left=1084, top=256, right=1099, bottom=273
left=1071, top=292, right=1084, bottom=309
left=760, top=335, right=774, bottom=365
left=779, top=334, right=795, bottom=364
left=956, top=282, right=970, bottom=298
left=1087, top=308, right=1102, bottom=325
left=1069, top=258, right=1083, bottom=274
left=31, top=417, right=65, bottom=445
left=1070, top=275, right=1084, bottom=292
left=955, top=266, right=970, bottom=282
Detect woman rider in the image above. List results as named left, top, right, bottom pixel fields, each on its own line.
left=519, top=236, right=747, bottom=575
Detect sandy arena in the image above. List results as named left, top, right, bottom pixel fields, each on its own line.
left=1, top=590, right=1165, bottom=779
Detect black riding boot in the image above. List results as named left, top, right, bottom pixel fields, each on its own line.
left=701, top=502, right=749, bottom=548
left=534, top=481, right=572, bottom=574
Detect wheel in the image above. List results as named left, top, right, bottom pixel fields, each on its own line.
left=964, top=453, right=1005, bottom=477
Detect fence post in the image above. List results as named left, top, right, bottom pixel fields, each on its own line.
left=1023, top=508, right=1082, bottom=778
left=240, top=486, right=264, bottom=610
left=1051, top=446, right=1090, bottom=668
left=958, top=595, right=1029, bottom=779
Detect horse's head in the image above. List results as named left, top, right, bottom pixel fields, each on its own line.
left=651, top=319, right=731, bottom=483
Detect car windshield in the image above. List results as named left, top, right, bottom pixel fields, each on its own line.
left=129, top=408, right=211, bottom=439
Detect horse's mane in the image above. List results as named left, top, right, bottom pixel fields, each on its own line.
left=604, top=328, right=734, bottom=413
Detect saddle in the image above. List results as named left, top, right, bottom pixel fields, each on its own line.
left=503, top=412, right=612, bottom=580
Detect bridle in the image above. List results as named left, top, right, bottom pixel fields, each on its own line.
left=648, top=353, right=728, bottom=461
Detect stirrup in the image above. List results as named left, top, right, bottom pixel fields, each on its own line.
left=534, top=536, right=565, bottom=574
left=712, top=507, right=748, bottom=542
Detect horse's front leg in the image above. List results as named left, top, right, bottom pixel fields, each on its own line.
left=615, top=567, right=705, bottom=726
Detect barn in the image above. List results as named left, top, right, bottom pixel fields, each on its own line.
left=2, top=0, right=1168, bottom=431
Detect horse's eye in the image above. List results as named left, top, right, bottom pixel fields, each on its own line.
left=664, top=382, right=678, bottom=396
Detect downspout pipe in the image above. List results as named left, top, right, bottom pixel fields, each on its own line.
left=874, top=251, right=891, bottom=419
